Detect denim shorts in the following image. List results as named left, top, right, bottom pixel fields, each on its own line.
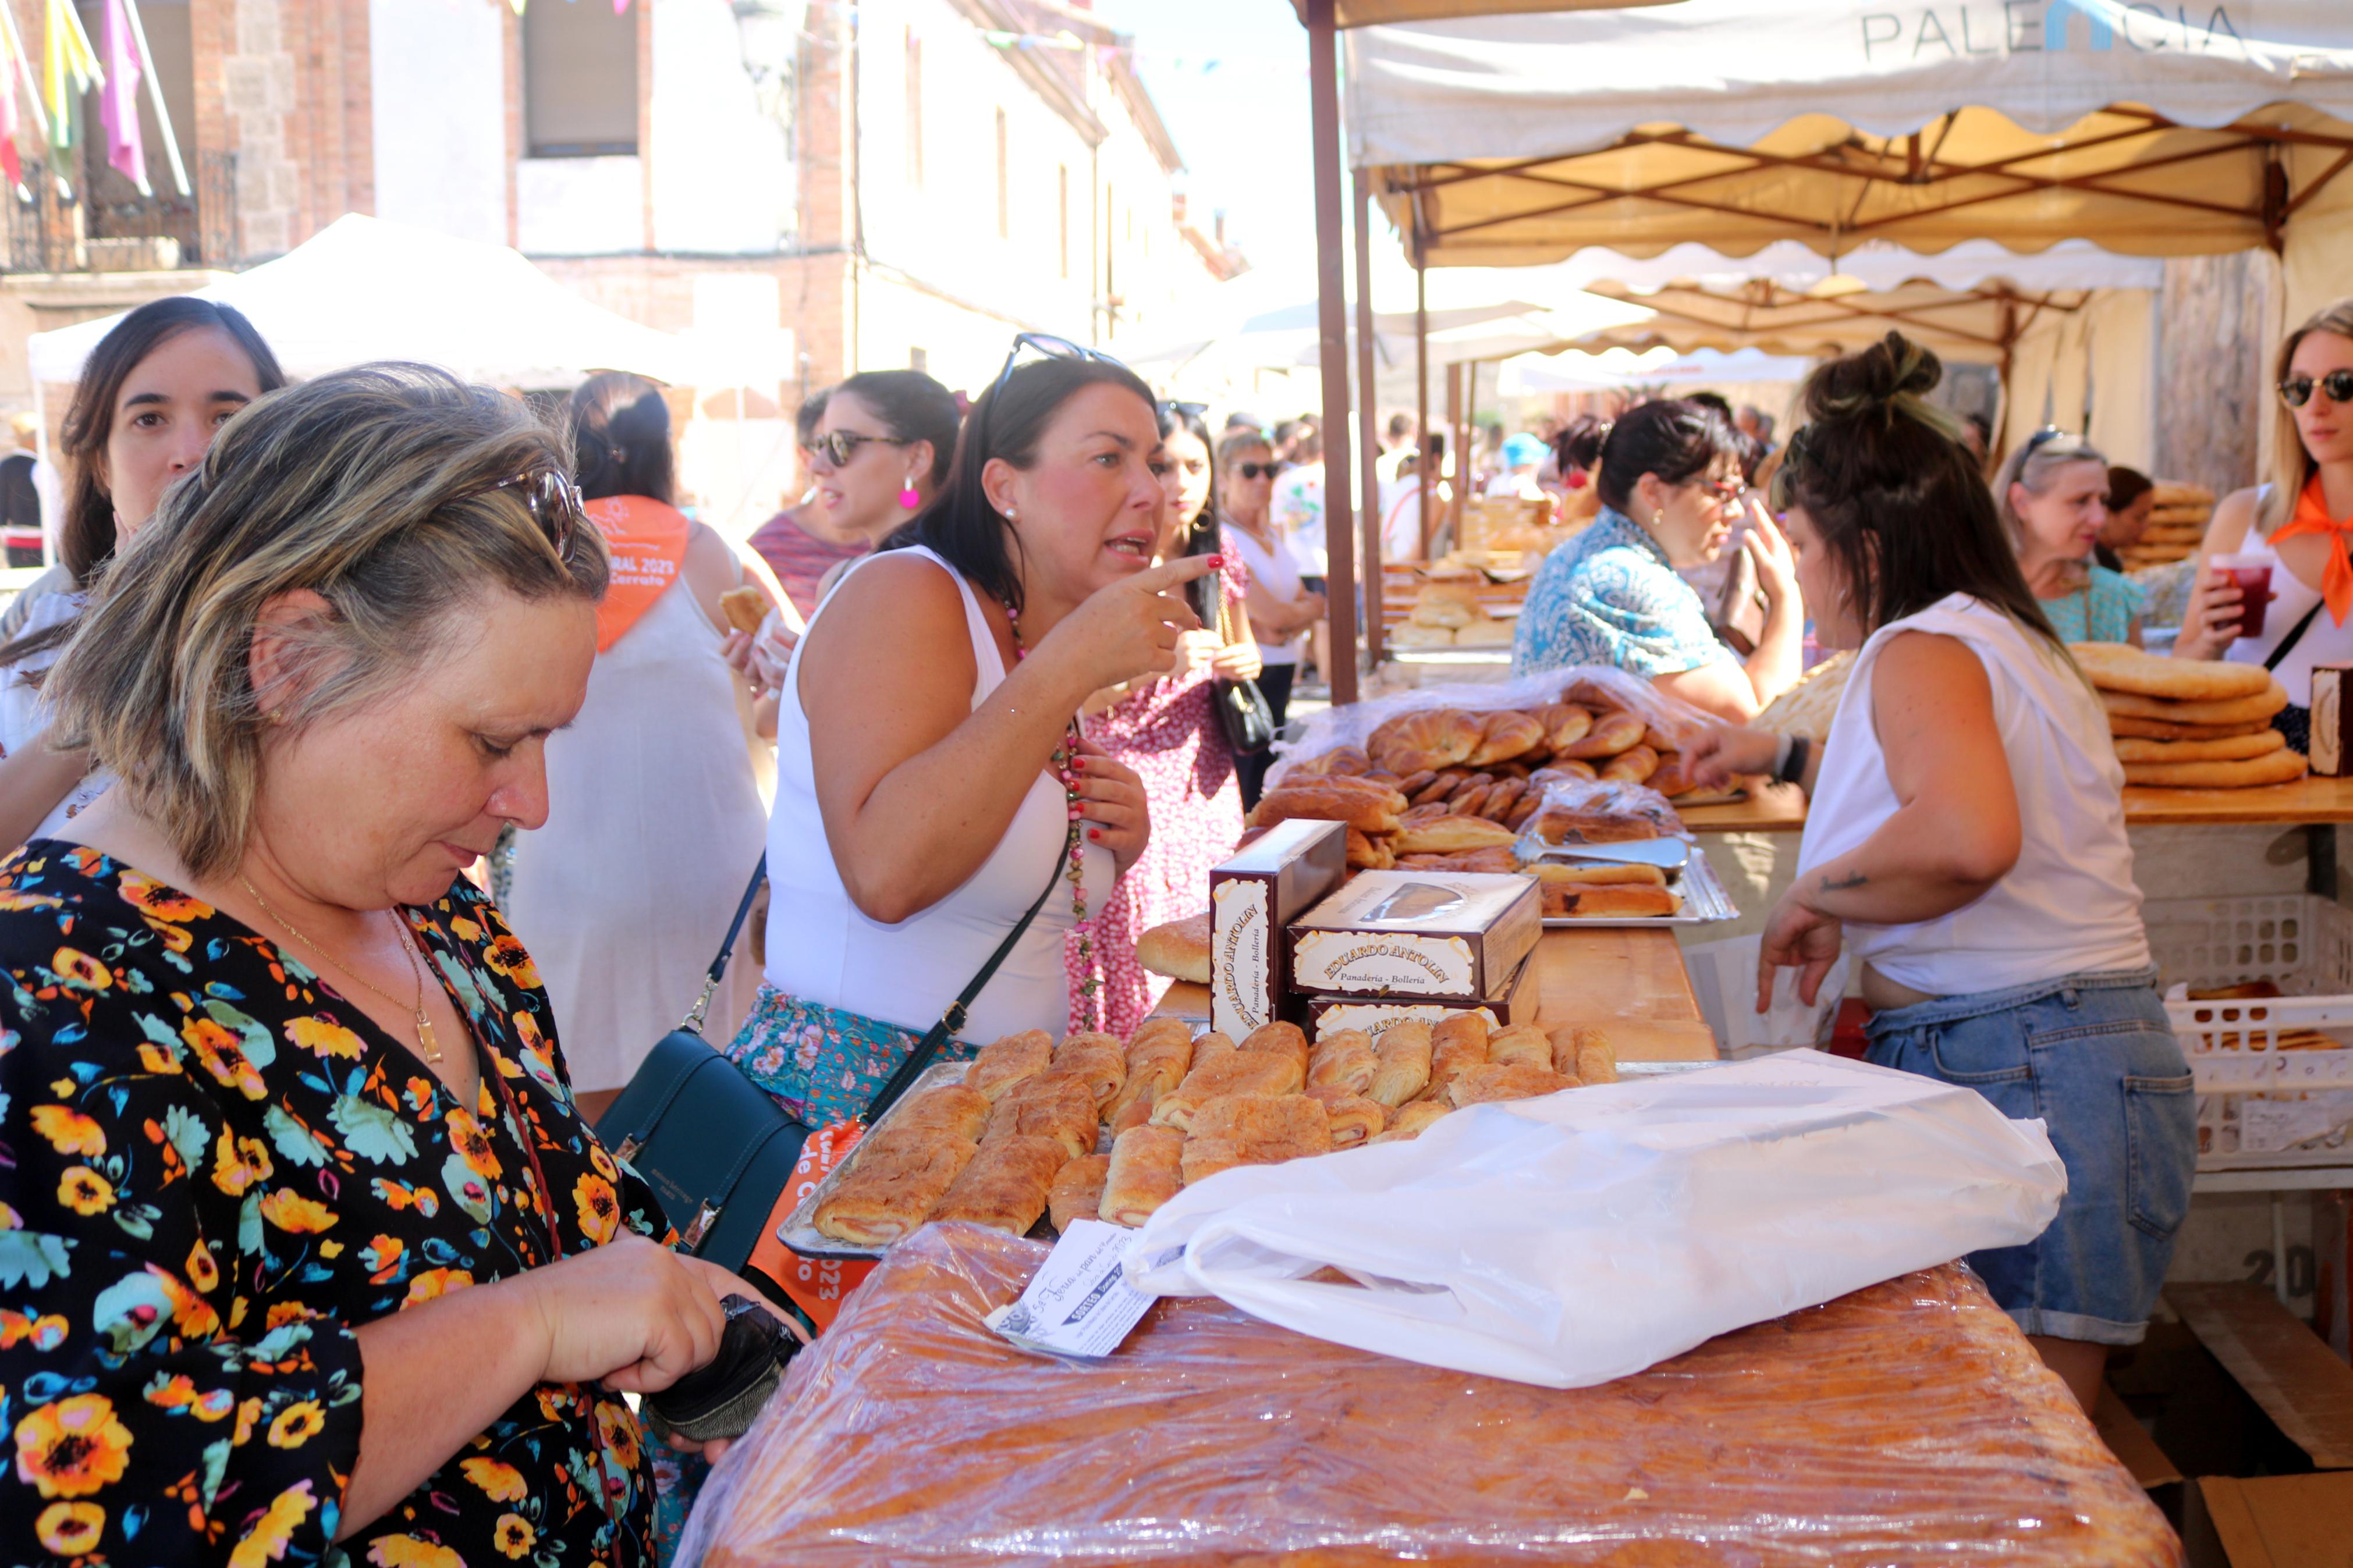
left=1865, top=966, right=2197, bottom=1346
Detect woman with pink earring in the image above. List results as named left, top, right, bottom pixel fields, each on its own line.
left=728, top=370, right=960, bottom=724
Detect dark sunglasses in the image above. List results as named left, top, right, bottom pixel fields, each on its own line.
left=482, top=468, right=588, bottom=557
left=1234, top=461, right=1280, bottom=480
left=1160, top=399, right=1208, bottom=420
left=2280, top=369, right=2353, bottom=409
left=978, top=332, right=1128, bottom=451
left=811, top=428, right=915, bottom=468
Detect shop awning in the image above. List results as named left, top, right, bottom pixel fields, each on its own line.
left=1353, top=1, right=2353, bottom=262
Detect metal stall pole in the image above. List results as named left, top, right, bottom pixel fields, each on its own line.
left=1353, top=169, right=1383, bottom=675
left=1306, top=0, right=1359, bottom=706
left=1415, top=246, right=1432, bottom=559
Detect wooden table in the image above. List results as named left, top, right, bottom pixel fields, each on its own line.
left=1154, top=926, right=1717, bottom=1063
left=1678, top=774, right=2353, bottom=834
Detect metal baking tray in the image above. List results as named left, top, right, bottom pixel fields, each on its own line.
left=1528, top=843, right=1740, bottom=929
left=774, top=1061, right=992, bottom=1262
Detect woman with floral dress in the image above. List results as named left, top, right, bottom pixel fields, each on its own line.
left=1066, top=405, right=1259, bottom=1036
left=0, top=367, right=779, bottom=1567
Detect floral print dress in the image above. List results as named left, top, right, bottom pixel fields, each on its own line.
left=1065, top=556, right=1250, bottom=1036
left=0, top=842, right=675, bottom=1567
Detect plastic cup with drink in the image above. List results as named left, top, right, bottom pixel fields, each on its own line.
left=2206, top=552, right=2276, bottom=642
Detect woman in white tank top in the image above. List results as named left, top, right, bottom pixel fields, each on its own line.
left=722, top=343, right=1220, bottom=1128
left=1687, top=333, right=2194, bottom=1415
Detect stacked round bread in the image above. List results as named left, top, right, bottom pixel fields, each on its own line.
left=2072, top=642, right=2306, bottom=788
left=2114, top=481, right=2216, bottom=571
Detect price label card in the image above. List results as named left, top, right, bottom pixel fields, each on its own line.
left=985, top=1219, right=1156, bottom=1359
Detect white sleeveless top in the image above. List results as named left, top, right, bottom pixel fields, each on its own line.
left=764, top=546, right=1109, bottom=1042
left=2219, top=500, right=2350, bottom=706
left=503, top=560, right=768, bottom=1092
left=1796, top=595, right=2149, bottom=997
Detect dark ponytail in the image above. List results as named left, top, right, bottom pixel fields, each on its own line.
left=1774, top=331, right=2064, bottom=655
left=1568, top=399, right=1742, bottom=515
left=566, top=371, right=675, bottom=505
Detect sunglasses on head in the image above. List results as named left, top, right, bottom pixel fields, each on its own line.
left=2280, top=369, right=2353, bottom=409
left=977, top=332, right=1130, bottom=451
left=2022, top=425, right=2070, bottom=457
left=810, top=428, right=914, bottom=468
left=1234, top=460, right=1280, bottom=480
left=481, top=468, right=588, bottom=557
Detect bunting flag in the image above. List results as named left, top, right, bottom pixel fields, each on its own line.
left=99, top=0, right=143, bottom=193
left=0, top=30, right=20, bottom=194
left=41, top=0, right=100, bottom=150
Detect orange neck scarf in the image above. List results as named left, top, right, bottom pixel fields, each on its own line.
left=587, top=495, right=692, bottom=652
left=2270, top=473, right=2353, bottom=627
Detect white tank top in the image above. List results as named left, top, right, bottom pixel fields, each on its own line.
left=1796, top=595, right=2149, bottom=997
left=1220, top=521, right=1302, bottom=665
left=764, top=546, right=1109, bottom=1042
left=2219, top=504, right=2349, bottom=706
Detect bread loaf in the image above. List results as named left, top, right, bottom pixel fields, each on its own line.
left=1101, top=1126, right=1186, bottom=1226
left=2122, top=748, right=2308, bottom=789
left=964, top=1030, right=1053, bottom=1102
left=1135, top=912, right=1212, bottom=983
left=1392, top=814, right=1517, bottom=855
left=1542, top=883, right=1683, bottom=919
left=929, top=1133, right=1068, bottom=1235
left=2071, top=641, right=2275, bottom=701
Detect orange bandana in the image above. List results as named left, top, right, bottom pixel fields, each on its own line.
left=587, top=495, right=691, bottom=652
left=2270, top=474, right=2353, bottom=627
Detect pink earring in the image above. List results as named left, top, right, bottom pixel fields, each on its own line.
left=898, top=482, right=921, bottom=509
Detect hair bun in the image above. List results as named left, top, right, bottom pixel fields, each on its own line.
left=1802, top=330, right=1944, bottom=424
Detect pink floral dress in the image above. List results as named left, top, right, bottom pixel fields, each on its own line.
left=1066, top=556, right=1250, bottom=1036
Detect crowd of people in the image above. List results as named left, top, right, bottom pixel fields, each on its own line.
left=4, top=285, right=2353, bottom=1560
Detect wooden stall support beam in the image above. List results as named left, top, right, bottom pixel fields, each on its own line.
left=2166, top=1281, right=2353, bottom=1471
left=1414, top=245, right=1432, bottom=559
left=1354, top=170, right=1383, bottom=673
left=1306, top=0, right=1359, bottom=706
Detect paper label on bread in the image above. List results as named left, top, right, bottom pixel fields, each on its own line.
left=1211, top=878, right=1274, bottom=1038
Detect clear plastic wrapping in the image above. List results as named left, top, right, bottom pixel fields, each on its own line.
left=680, top=1224, right=2178, bottom=1567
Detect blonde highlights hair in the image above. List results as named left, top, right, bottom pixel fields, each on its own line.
left=44, top=363, right=609, bottom=879
left=2260, top=298, right=2353, bottom=535
left=1993, top=429, right=2107, bottom=598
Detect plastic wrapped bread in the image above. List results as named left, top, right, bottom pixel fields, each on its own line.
left=682, top=1227, right=2177, bottom=1567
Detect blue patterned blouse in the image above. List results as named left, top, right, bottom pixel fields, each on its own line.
left=1513, top=507, right=1735, bottom=680
left=2038, top=564, right=2146, bottom=645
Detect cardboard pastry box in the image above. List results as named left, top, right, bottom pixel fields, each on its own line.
left=1209, top=819, right=1348, bottom=1040
left=1289, top=869, right=1541, bottom=1003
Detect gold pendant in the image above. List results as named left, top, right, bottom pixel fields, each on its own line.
left=416, top=1011, right=444, bottom=1064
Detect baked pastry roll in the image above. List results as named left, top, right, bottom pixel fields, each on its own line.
left=1467, top=709, right=1543, bottom=767
left=1397, top=847, right=1521, bottom=874
left=965, top=1030, right=1054, bottom=1102
left=1151, top=1051, right=1305, bottom=1131
left=1102, top=1125, right=1186, bottom=1225
left=1532, top=702, right=1592, bottom=753
left=1306, top=1085, right=1385, bottom=1147
left=1179, top=1135, right=1252, bottom=1185
left=1555, top=709, right=1646, bottom=759
left=1110, top=1089, right=1159, bottom=1134
left=1189, top=1092, right=1332, bottom=1160
left=1369, top=707, right=1480, bottom=774
left=1046, top=1152, right=1112, bottom=1233
left=1240, top=1021, right=1311, bottom=1080
left=1188, top=1030, right=1239, bottom=1068
left=1307, top=1029, right=1379, bottom=1096
left=1345, top=827, right=1396, bottom=871
left=1370, top=1099, right=1451, bottom=1143
left=982, top=1072, right=1099, bottom=1160
left=930, top=1133, right=1069, bottom=1235
left=889, top=1083, right=992, bottom=1142
left=1367, top=1021, right=1433, bottom=1108
left=1248, top=776, right=1406, bottom=835
left=1053, top=1033, right=1128, bottom=1112
left=1106, top=1020, right=1194, bottom=1126
left=1289, top=744, right=1373, bottom=777
left=1599, top=744, right=1660, bottom=784
left=1392, top=814, right=1517, bottom=855
left=1552, top=1024, right=1617, bottom=1085
left=1529, top=860, right=1666, bottom=888
left=1485, top=1023, right=1553, bottom=1071
left=1426, top=1014, right=1490, bottom=1092
left=1542, top=883, right=1681, bottom=919
left=1479, top=776, right=1528, bottom=823
left=813, top=1128, right=979, bottom=1245
left=1449, top=1061, right=1575, bottom=1107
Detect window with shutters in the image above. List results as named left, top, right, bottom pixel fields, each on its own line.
left=524, top=0, right=638, bottom=157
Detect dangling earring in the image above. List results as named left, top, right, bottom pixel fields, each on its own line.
left=898, top=479, right=921, bottom=510
left=1651, top=509, right=1665, bottom=529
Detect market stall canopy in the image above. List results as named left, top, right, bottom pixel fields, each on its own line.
left=26, top=213, right=693, bottom=387
left=1353, top=0, right=2353, bottom=262
left=1500, top=345, right=1816, bottom=394
left=1289, top=0, right=1674, bottom=26
left=1574, top=278, right=2090, bottom=364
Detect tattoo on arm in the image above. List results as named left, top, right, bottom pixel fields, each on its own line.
left=1820, top=871, right=1867, bottom=893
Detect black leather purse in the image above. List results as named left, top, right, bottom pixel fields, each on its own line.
left=595, top=845, right=1066, bottom=1290
left=1211, top=585, right=1277, bottom=755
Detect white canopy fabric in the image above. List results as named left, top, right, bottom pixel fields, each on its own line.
left=1499, top=346, right=1815, bottom=395
left=1546, top=238, right=2163, bottom=295
left=26, top=214, right=692, bottom=387
left=1351, top=1, right=2353, bottom=261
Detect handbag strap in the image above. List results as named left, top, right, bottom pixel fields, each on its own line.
left=861, top=822, right=1073, bottom=1123
left=2267, top=600, right=2325, bottom=673
left=679, top=855, right=770, bottom=1035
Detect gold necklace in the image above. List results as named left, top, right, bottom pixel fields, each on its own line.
left=236, top=873, right=444, bottom=1064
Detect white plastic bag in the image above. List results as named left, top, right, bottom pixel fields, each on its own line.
left=1685, top=932, right=1851, bottom=1058
left=1124, top=1050, right=2064, bottom=1389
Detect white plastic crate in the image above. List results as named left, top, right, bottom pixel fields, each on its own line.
left=2146, top=894, right=2353, bottom=1168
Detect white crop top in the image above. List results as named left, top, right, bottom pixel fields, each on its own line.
left=1795, top=595, right=2149, bottom=997
left=2218, top=509, right=2352, bottom=707
left=763, top=546, right=1109, bottom=1042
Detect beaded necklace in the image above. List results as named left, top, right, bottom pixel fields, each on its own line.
left=1003, top=600, right=1097, bottom=998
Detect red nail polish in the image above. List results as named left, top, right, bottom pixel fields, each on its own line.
left=1071, top=757, right=1087, bottom=770
left=1208, top=554, right=1225, bottom=568
left=1088, top=828, right=1102, bottom=841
